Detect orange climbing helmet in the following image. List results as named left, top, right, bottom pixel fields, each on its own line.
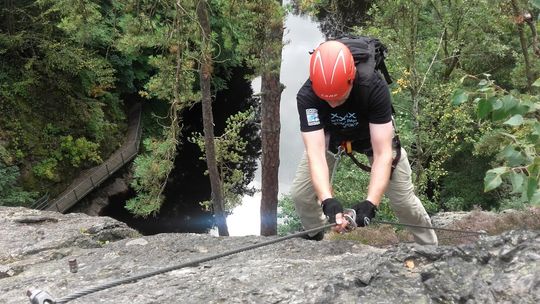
left=309, top=40, right=356, bottom=102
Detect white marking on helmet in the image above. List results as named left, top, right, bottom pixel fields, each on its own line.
left=312, top=50, right=327, bottom=84
left=331, top=49, right=347, bottom=85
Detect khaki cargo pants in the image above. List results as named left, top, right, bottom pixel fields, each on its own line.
left=290, top=148, right=438, bottom=245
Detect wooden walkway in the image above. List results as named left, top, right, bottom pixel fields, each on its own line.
left=45, top=103, right=142, bottom=213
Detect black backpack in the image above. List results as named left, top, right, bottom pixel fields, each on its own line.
left=333, top=35, right=392, bottom=86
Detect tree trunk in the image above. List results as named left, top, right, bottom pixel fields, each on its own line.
left=197, top=0, right=229, bottom=236
left=524, top=16, right=539, bottom=57
left=407, top=6, right=425, bottom=184
left=510, top=0, right=534, bottom=91
left=260, top=0, right=284, bottom=236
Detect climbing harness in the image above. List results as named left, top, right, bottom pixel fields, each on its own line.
left=339, top=140, right=372, bottom=172
left=339, top=135, right=402, bottom=177
left=27, top=223, right=336, bottom=304
left=336, top=113, right=403, bottom=178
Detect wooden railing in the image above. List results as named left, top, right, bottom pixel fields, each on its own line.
left=45, top=103, right=142, bottom=213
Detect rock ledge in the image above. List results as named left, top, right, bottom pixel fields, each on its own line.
left=0, top=207, right=538, bottom=304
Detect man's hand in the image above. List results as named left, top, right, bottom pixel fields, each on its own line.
left=322, top=198, right=343, bottom=223
left=352, top=200, right=377, bottom=227
left=322, top=198, right=349, bottom=232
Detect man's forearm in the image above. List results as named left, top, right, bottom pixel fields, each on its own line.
left=302, top=130, right=333, bottom=203
left=307, top=154, right=333, bottom=203
left=367, top=121, right=394, bottom=206
left=366, top=155, right=392, bottom=206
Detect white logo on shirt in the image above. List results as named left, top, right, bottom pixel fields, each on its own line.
left=330, top=113, right=358, bottom=128
left=306, top=108, right=320, bottom=126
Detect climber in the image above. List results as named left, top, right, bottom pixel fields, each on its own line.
left=291, top=39, right=438, bottom=245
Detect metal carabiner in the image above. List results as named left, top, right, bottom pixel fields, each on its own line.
left=335, top=145, right=345, bottom=160
left=330, top=146, right=345, bottom=185
left=342, top=208, right=358, bottom=232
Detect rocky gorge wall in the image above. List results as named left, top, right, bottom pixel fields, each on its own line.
left=0, top=206, right=539, bottom=304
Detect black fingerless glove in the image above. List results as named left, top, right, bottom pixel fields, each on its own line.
left=352, top=200, right=377, bottom=227
left=321, top=198, right=343, bottom=224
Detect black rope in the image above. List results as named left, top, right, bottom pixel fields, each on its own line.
left=52, top=223, right=335, bottom=304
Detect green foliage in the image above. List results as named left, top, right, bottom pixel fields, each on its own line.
left=37, top=0, right=113, bottom=47
left=125, top=193, right=163, bottom=217
left=32, top=158, right=60, bottom=181
left=331, top=156, right=370, bottom=203
left=143, top=54, right=199, bottom=104
left=440, top=150, right=500, bottom=211
left=0, top=162, right=37, bottom=207
left=456, top=76, right=540, bottom=205
left=190, top=108, right=257, bottom=212
left=85, top=98, right=126, bottom=146
left=120, top=0, right=274, bottom=218
left=293, top=0, right=329, bottom=15
left=351, top=0, right=539, bottom=211
left=277, top=194, right=302, bottom=236
left=118, top=0, right=202, bottom=216
left=225, top=1, right=285, bottom=77
left=418, top=82, right=491, bottom=204
left=57, top=135, right=102, bottom=167
left=0, top=0, right=127, bottom=196
left=2, top=0, right=274, bottom=212
left=31, top=135, right=101, bottom=182
left=126, top=135, right=177, bottom=217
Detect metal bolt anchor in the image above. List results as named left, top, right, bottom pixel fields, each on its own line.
left=27, top=288, right=55, bottom=304
left=68, top=259, right=78, bottom=273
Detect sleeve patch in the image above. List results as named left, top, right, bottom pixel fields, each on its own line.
left=306, top=108, right=320, bottom=126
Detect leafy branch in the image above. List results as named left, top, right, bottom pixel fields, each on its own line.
left=453, top=76, right=540, bottom=204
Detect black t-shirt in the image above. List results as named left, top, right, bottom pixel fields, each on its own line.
left=297, top=71, right=393, bottom=153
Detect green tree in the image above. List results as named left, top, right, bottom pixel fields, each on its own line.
left=257, top=0, right=285, bottom=236
left=123, top=0, right=265, bottom=222
left=196, top=0, right=229, bottom=236
left=509, top=0, right=539, bottom=90
left=123, top=0, right=199, bottom=216
left=190, top=109, right=258, bottom=212
left=360, top=0, right=537, bottom=209
left=0, top=162, right=36, bottom=206
left=186, top=0, right=284, bottom=234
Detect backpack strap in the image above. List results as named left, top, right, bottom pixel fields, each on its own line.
left=377, top=51, right=393, bottom=85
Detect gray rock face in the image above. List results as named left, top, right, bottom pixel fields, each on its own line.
left=1, top=207, right=539, bottom=304
left=431, top=211, right=474, bottom=228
